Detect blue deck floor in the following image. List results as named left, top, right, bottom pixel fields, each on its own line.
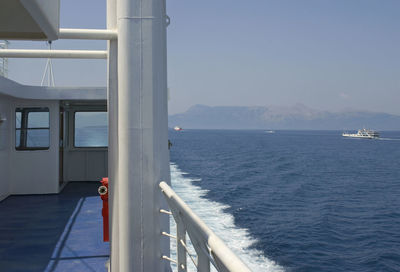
left=0, top=182, right=110, bottom=272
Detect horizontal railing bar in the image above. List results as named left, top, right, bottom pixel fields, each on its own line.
left=0, top=49, right=107, bottom=59
left=59, top=28, right=117, bottom=40
left=160, top=181, right=252, bottom=272
left=161, top=231, right=177, bottom=240
left=162, top=255, right=177, bottom=264
left=159, top=209, right=172, bottom=215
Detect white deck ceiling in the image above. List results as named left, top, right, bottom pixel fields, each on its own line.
left=0, top=76, right=106, bottom=101
left=0, top=0, right=59, bottom=40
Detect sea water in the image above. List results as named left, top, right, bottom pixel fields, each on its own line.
left=169, top=130, right=400, bottom=272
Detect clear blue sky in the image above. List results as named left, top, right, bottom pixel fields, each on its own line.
left=7, top=0, right=400, bottom=115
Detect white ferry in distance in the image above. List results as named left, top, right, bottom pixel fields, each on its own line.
left=342, top=129, right=379, bottom=139
left=174, top=126, right=183, bottom=131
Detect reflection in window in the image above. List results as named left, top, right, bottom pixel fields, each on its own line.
left=15, top=111, right=21, bottom=148
left=16, top=108, right=50, bottom=150
left=74, top=112, right=108, bottom=147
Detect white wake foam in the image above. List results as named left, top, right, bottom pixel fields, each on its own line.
left=378, top=137, right=400, bottom=141
left=169, top=163, right=284, bottom=272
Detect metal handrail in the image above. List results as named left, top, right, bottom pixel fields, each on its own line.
left=160, top=181, right=252, bottom=272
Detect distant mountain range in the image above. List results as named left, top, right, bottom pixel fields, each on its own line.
left=169, top=104, right=400, bottom=130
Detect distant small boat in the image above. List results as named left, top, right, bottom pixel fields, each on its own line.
left=265, top=130, right=275, bottom=134
left=174, top=126, right=183, bottom=131
left=342, top=129, right=379, bottom=139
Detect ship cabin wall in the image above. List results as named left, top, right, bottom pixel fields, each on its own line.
left=0, top=93, right=108, bottom=200
left=10, top=99, right=60, bottom=195
left=0, top=94, right=12, bottom=201
left=62, top=104, right=108, bottom=182
left=0, top=93, right=60, bottom=199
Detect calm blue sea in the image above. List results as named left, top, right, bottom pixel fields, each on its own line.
left=169, top=130, right=400, bottom=272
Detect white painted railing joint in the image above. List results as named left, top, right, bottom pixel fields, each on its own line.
left=160, top=209, right=172, bottom=215
left=162, top=255, right=178, bottom=264
left=161, top=231, right=177, bottom=240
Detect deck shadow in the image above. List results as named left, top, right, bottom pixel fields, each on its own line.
left=0, top=182, right=109, bottom=272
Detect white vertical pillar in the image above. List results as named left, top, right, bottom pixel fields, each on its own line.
left=107, top=0, right=119, bottom=270
left=117, top=0, right=170, bottom=271
left=176, top=219, right=187, bottom=272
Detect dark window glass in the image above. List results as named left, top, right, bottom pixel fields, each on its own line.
left=16, top=108, right=50, bottom=150
left=15, top=130, right=20, bottom=148
left=28, top=112, right=49, bottom=128
left=74, top=112, right=108, bottom=147
left=16, top=112, right=21, bottom=129
left=26, top=129, right=50, bottom=148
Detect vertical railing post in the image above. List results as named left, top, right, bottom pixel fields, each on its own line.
left=197, top=252, right=210, bottom=272
left=176, top=216, right=187, bottom=272
left=192, top=244, right=210, bottom=272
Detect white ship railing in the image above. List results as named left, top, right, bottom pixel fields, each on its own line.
left=159, top=181, right=252, bottom=272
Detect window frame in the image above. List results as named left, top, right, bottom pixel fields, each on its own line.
left=15, top=107, right=50, bottom=151
left=73, top=110, right=108, bottom=149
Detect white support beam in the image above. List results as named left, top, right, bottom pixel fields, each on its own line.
left=59, top=28, right=117, bottom=40
left=0, top=49, right=107, bottom=59
left=116, top=0, right=170, bottom=270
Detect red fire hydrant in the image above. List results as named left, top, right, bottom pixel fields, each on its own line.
left=98, top=177, right=109, bottom=242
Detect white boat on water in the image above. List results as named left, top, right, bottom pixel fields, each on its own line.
left=174, top=126, right=183, bottom=131
left=342, top=129, right=379, bottom=139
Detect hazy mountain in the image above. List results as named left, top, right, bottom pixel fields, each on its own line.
left=169, top=104, right=400, bottom=130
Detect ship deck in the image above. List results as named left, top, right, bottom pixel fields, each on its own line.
left=0, top=182, right=109, bottom=272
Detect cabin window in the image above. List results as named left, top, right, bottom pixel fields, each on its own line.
left=74, top=111, right=108, bottom=147
left=15, top=108, right=50, bottom=150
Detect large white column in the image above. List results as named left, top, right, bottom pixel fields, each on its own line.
left=107, top=0, right=120, bottom=270
left=116, top=0, right=170, bottom=271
